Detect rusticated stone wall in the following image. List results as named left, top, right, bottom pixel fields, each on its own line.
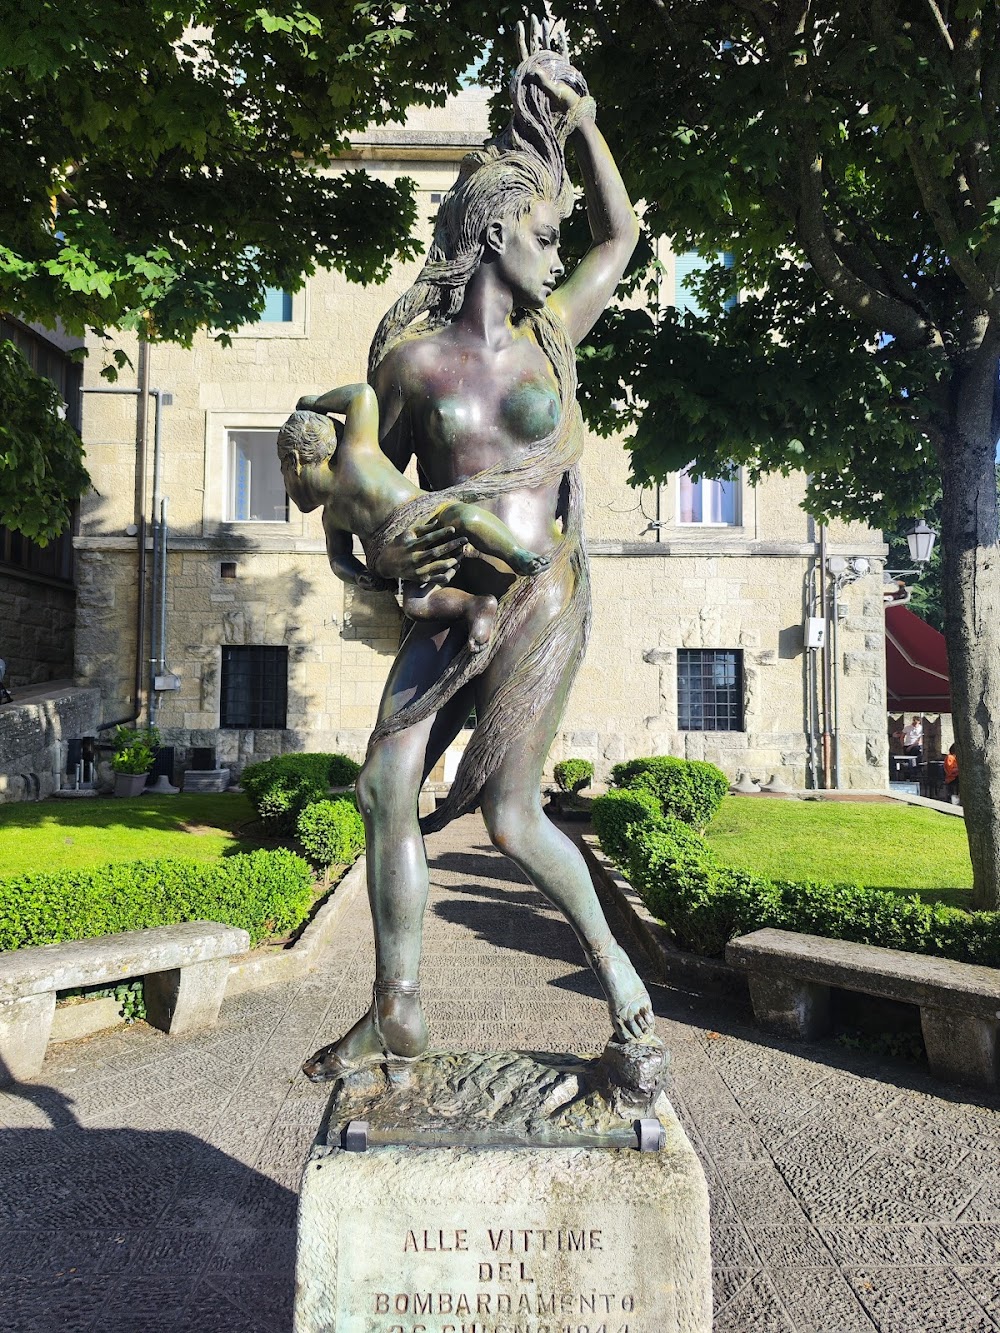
left=0, top=683, right=101, bottom=803
left=0, top=571, right=75, bottom=688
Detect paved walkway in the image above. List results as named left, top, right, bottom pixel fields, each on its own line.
left=2, top=813, right=1000, bottom=1332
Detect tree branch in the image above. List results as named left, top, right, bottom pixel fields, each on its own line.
left=820, top=162, right=932, bottom=317
left=923, top=0, right=955, bottom=52
left=795, top=139, right=942, bottom=348
left=904, top=133, right=998, bottom=309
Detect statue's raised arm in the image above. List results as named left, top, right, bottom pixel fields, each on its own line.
left=511, top=18, right=640, bottom=346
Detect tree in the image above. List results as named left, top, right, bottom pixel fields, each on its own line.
left=455, top=1, right=1000, bottom=909
left=0, top=1, right=486, bottom=538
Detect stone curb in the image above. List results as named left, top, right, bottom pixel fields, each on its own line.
left=49, top=855, right=369, bottom=1043
left=226, top=854, right=368, bottom=996
left=885, top=790, right=965, bottom=817
left=574, top=832, right=748, bottom=1002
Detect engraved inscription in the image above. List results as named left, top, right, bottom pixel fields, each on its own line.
left=337, top=1215, right=644, bottom=1333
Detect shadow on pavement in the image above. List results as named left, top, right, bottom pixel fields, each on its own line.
left=0, top=1058, right=298, bottom=1333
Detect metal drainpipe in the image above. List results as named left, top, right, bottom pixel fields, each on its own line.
left=134, top=344, right=151, bottom=720
left=159, top=497, right=169, bottom=675
left=148, top=388, right=166, bottom=713
left=80, top=374, right=162, bottom=727
left=150, top=497, right=170, bottom=726
left=831, top=575, right=842, bottom=788
left=805, top=561, right=817, bottom=789
left=818, top=525, right=832, bottom=787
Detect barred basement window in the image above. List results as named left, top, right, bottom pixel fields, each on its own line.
left=677, top=649, right=744, bottom=731
left=220, top=646, right=288, bottom=729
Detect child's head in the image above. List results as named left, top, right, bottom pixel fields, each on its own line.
left=277, top=410, right=342, bottom=512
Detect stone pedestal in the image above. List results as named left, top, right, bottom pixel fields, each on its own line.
left=295, top=1047, right=712, bottom=1333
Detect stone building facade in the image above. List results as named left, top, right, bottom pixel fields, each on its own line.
left=74, top=90, right=888, bottom=789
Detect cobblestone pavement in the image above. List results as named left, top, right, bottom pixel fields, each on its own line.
left=2, top=813, right=1000, bottom=1332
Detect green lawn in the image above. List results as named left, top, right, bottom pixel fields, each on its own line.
left=704, top=796, right=974, bottom=908
left=0, top=794, right=260, bottom=877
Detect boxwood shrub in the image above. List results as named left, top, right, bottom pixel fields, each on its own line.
left=0, top=848, right=314, bottom=951
left=609, top=755, right=729, bottom=829
left=296, top=798, right=365, bottom=868
left=240, top=752, right=361, bottom=831
left=591, top=787, right=665, bottom=865
left=553, top=758, right=594, bottom=794
left=597, top=809, right=1000, bottom=968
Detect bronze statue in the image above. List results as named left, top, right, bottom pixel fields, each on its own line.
left=299, top=18, right=654, bottom=1081
left=279, top=389, right=549, bottom=653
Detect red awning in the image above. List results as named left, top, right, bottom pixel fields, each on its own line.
left=885, top=603, right=952, bottom=713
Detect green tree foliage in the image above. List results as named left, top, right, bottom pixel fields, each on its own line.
left=0, top=2, right=485, bottom=535
left=0, top=339, right=88, bottom=540
left=0, top=3, right=490, bottom=344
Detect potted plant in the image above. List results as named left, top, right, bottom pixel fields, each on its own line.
left=110, top=725, right=160, bottom=797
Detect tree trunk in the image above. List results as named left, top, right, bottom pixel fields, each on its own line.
left=939, top=403, right=1000, bottom=910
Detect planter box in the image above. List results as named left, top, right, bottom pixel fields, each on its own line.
left=113, top=771, right=148, bottom=798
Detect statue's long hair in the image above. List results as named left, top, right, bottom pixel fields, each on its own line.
left=368, top=48, right=589, bottom=378
left=363, top=49, right=596, bottom=831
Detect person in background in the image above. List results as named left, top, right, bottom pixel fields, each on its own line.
left=944, top=743, right=960, bottom=805
left=895, top=714, right=924, bottom=757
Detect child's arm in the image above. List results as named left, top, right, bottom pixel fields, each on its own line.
left=297, top=383, right=378, bottom=447
left=323, top=509, right=391, bottom=592
left=436, top=500, right=550, bottom=577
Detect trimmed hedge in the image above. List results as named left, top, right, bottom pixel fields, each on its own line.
left=0, top=848, right=314, bottom=951
left=553, top=758, right=594, bottom=794
left=296, top=798, right=365, bottom=868
left=591, top=786, right=665, bottom=865
left=240, top=752, right=361, bottom=831
left=609, top=755, right=728, bottom=829
left=593, top=800, right=1000, bottom=968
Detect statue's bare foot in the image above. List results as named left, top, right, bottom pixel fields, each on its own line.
left=587, top=938, right=655, bottom=1042
left=508, top=545, right=551, bottom=577
left=467, top=594, right=498, bottom=653
left=302, top=984, right=429, bottom=1083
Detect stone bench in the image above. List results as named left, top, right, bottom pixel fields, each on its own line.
left=0, top=920, right=249, bottom=1085
left=726, top=927, right=1000, bottom=1089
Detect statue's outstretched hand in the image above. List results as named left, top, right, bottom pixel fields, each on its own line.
left=374, top=521, right=465, bottom=585
left=517, top=13, right=569, bottom=61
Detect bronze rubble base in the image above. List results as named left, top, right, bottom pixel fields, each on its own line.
left=294, top=1043, right=712, bottom=1333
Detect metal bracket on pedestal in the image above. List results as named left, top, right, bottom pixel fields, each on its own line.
left=635, top=1118, right=667, bottom=1152
left=343, top=1120, right=370, bottom=1152
left=340, top=1118, right=665, bottom=1153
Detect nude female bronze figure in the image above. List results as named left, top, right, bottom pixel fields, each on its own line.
left=304, top=20, right=655, bottom=1081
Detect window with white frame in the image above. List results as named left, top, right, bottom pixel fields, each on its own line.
left=226, top=429, right=288, bottom=523
left=674, top=250, right=736, bottom=317
left=678, top=468, right=741, bottom=526
left=259, top=286, right=293, bottom=322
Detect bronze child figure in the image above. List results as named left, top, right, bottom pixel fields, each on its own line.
left=278, top=384, right=549, bottom=653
